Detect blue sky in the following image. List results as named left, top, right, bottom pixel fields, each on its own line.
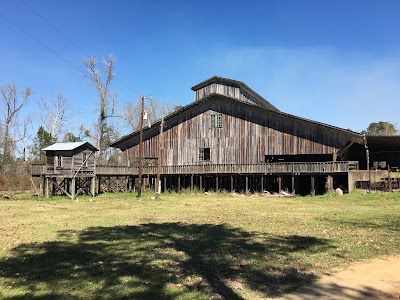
left=1, top=0, right=399, bottom=137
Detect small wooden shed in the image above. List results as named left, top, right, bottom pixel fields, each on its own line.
left=42, top=142, right=98, bottom=199
left=43, top=142, right=98, bottom=176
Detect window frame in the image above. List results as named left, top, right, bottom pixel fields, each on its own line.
left=57, top=154, right=63, bottom=168
left=210, top=113, right=223, bottom=128
left=199, top=147, right=211, bottom=162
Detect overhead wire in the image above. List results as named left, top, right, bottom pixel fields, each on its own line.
left=19, top=0, right=138, bottom=96
left=20, top=0, right=90, bottom=57
left=2, top=1, right=139, bottom=96
left=0, top=9, right=84, bottom=74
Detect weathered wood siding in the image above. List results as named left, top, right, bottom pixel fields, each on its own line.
left=194, top=82, right=276, bottom=110
left=71, top=149, right=95, bottom=172
left=122, top=96, right=354, bottom=166
left=45, top=147, right=96, bottom=175
left=46, top=150, right=73, bottom=175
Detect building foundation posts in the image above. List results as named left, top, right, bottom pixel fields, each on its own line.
left=91, top=177, right=96, bottom=196
left=311, top=176, right=315, bottom=196
left=261, top=175, right=264, bottom=193
left=292, top=175, right=295, bottom=194
left=278, top=176, right=282, bottom=193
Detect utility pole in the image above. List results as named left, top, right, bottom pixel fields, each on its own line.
left=155, top=117, right=164, bottom=196
left=363, top=134, right=371, bottom=189
left=137, top=96, right=144, bottom=198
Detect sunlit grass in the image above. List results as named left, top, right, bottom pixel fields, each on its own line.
left=0, top=190, right=399, bottom=299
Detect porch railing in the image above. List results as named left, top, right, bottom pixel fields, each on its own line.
left=32, top=161, right=358, bottom=176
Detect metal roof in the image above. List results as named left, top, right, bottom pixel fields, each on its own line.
left=42, top=142, right=98, bottom=151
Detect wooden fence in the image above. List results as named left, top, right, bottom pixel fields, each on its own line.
left=32, top=161, right=358, bottom=176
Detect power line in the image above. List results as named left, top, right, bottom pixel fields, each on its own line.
left=20, top=0, right=90, bottom=57
left=0, top=9, right=84, bottom=74
left=19, top=0, right=138, bottom=96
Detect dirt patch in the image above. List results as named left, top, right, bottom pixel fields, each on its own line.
left=277, top=255, right=400, bottom=299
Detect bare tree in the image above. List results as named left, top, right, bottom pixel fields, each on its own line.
left=0, top=84, right=31, bottom=161
left=121, top=97, right=177, bottom=132
left=36, top=92, right=74, bottom=141
left=15, top=114, right=34, bottom=161
left=82, top=54, right=119, bottom=161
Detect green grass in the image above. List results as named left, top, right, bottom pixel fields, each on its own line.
left=0, top=191, right=399, bottom=299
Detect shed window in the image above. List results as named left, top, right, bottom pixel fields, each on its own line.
left=57, top=155, right=63, bottom=167
left=210, top=114, right=222, bottom=128
left=199, top=148, right=210, bottom=161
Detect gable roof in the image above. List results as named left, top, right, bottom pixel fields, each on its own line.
left=191, top=76, right=280, bottom=111
left=42, top=142, right=98, bottom=152
left=110, top=93, right=363, bottom=149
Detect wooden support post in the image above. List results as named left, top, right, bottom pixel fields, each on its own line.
left=325, top=175, right=333, bottom=193
left=71, top=178, right=76, bottom=200
left=107, top=177, right=110, bottom=193
left=278, top=176, right=282, bottom=193
left=199, top=175, right=203, bottom=192
left=231, top=175, right=234, bottom=193
left=216, top=175, right=219, bottom=193
left=292, top=175, right=295, bottom=195
left=261, top=175, right=264, bottom=193
left=245, top=176, right=249, bottom=195
left=388, top=167, right=392, bottom=192
left=97, top=176, right=101, bottom=194
left=91, top=177, right=96, bottom=196
left=191, top=174, right=194, bottom=193
left=178, top=176, right=181, bottom=193
left=52, top=177, right=56, bottom=196
left=164, top=176, right=167, bottom=192
left=45, top=177, right=49, bottom=198
left=41, top=176, right=45, bottom=196
left=310, top=176, right=315, bottom=196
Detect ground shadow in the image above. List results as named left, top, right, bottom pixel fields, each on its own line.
left=0, top=223, right=332, bottom=299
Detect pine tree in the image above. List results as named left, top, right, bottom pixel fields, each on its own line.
left=31, top=126, right=55, bottom=163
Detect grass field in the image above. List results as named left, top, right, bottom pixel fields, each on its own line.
left=0, top=191, right=399, bottom=299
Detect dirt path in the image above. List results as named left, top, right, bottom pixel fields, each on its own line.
left=277, top=255, right=400, bottom=300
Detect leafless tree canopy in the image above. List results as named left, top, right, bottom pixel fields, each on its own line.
left=36, top=92, right=73, bottom=141
left=0, top=84, right=31, bottom=161
left=82, top=54, right=119, bottom=161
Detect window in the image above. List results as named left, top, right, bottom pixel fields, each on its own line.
left=210, top=113, right=222, bottom=128
left=57, top=155, right=62, bottom=167
left=199, top=148, right=211, bottom=161
left=82, top=153, right=88, bottom=167
left=373, top=161, right=387, bottom=170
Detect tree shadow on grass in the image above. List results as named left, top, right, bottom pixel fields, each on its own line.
left=0, top=223, right=332, bottom=299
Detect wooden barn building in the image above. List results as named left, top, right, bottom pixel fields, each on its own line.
left=110, top=76, right=371, bottom=195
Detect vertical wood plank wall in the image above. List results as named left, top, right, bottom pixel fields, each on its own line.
left=123, top=96, right=353, bottom=167
left=194, top=83, right=277, bottom=111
